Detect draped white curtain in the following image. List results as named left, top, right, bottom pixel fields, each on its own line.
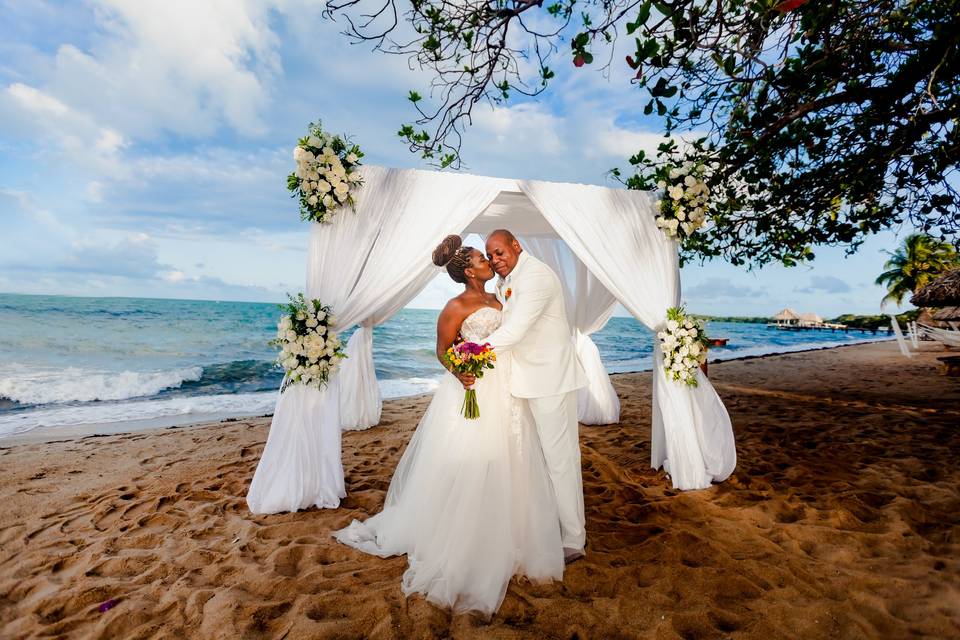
left=518, top=180, right=736, bottom=490
left=248, top=167, right=504, bottom=513
left=522, top=237, right=620, bottom=424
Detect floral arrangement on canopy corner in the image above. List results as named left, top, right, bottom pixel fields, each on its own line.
left=288, top=120, right=364, bottom=224
left=270, top=293, right=347, bottom=392
left=654, top=161, right=711, bottom=240
left=658, top=306, right=709, bottom=387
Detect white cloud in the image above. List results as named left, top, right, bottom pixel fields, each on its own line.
left=7, top=82, right=69, bottom=116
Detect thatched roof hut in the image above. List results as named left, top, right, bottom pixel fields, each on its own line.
left=773, top=308, right=800, bottom=321
left=932, top=306, right=960, bottom=322
left=799, top=312, right=823, bottom=325
left=911, top=269, right=960, bottom=307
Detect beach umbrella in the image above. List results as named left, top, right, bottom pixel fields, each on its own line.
left=910, top=269, right=960, bottom=307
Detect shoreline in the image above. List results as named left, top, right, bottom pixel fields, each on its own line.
left=0, top=336, right=895, bottom=447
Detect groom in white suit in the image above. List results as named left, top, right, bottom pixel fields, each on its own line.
left=483, top=229, right=588, bottom=562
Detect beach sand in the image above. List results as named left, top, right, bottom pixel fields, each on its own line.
left=1, top=341, right=957, bottom=639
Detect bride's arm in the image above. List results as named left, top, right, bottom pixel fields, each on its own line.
left=436, top=301, right=475, bottom=388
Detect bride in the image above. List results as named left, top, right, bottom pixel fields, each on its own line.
left=334, top=235, right=564, bottom=616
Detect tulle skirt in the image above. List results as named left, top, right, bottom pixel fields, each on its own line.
left=334, top=359, right=564, bottom=616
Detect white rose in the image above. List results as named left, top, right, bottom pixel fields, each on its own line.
left=676, top=208, right=686, bottom=221
left=667, top=218, right=679, bottom=232
left=322, top=195, right=334, bottom=208
left=317, top=180, right=331, bottom=193
left=346, top=153, right=358, bottom=164
left=306, top=317, right=318, bottom=328
left=308, top=195, right=318, bottom=205
left=668, top=185, right=684, bottom=200
left=669, top=168, right=681, bottom=179
left=308, top=135, right=322, bottom=147
left=690, top=343, right=701, bottom=356
left=681, top=222, right=694, bottom=235
left=322, top=146, right=334, bottom=157
left=657, top=180, right=667, bottom=190
left=666, top=319, right=679, bottom=331
left=688, top=328, right=698, bottom=338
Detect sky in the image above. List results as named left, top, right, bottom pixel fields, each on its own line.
left=0, top=0, right=917, bottom=317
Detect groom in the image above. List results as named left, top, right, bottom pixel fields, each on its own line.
left=483, top=229, right=588, bottom=562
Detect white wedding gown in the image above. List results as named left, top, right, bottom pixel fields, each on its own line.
left=333, top=307, right=564, bottom=616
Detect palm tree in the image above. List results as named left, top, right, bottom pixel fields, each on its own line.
left=875, top=234, right=960, bottom=308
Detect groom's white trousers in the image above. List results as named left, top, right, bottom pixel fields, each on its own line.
left=528, top=390, right=586, bottom=551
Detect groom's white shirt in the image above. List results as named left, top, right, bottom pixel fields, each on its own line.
left=487, top=251, right=586, bottom=398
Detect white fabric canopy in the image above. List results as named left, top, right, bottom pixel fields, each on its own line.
left=248, top=166, right=737, bottom=513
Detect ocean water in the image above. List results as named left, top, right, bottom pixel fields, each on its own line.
left=0, top=293, right=890, bottom=439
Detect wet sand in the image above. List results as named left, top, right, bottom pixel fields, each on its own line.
left=0, top=340, right=957, bottom=638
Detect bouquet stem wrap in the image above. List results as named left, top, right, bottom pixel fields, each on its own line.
left=443, top=341, right=496, bottom=420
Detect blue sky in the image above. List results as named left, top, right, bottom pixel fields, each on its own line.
left=0, top=0, right=915, bottom=317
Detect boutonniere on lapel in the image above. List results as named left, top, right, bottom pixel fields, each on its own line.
left=505, top=288, right=513, bottom=301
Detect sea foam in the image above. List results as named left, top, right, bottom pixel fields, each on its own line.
left=0, top=365, right=204, bottom=406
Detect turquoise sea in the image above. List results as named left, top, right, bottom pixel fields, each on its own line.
left=0, top=293, right=891, bottom=439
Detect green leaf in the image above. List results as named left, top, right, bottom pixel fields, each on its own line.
left=408, top=91, right=422, bottom=103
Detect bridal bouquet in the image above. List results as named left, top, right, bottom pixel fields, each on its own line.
left=270, top=293, right=346, bottom=391
left=654, top=162, right=710, bottom=240
left=658, top=306, right=709, bottom=387
left=444, top=341, right=497, bottom=419
left=288, top=120, right=364, bottom=224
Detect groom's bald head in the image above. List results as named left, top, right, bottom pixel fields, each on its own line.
left=486, top=229, right=522, bottom=278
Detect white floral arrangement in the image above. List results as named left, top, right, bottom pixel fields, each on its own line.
left=270, top=293, right=346, bottom=391
left=657, top=306, right=709, bottom=387
left=288, top=120, right=364, bottom=224
left=654, top=162, right=710, bottom=240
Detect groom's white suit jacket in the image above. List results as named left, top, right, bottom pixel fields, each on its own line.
left=486, top=252, right=587, bottom=399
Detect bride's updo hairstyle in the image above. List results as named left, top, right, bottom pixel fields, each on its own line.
left=432, top=234, right=473, bottom=284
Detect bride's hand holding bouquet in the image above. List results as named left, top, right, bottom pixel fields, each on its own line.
left=444, top=341, right=496, bottom=419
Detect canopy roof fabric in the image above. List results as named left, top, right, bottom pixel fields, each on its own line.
left=911, top=269, right=960, bottom=307
left=773, top=308, right=800, bottom=320
left=247, top=166, right=736, bottom=512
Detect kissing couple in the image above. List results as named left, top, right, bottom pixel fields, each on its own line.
left=334, top=229, right=588, bottom=616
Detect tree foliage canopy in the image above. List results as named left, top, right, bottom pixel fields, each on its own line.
left=324, top=0, right=959, bottom=266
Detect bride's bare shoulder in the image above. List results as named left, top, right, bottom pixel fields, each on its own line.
left=438, top=295, right=471, bottom=322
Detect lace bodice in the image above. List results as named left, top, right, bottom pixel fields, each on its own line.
left=460, top=306, right=502, bottom=343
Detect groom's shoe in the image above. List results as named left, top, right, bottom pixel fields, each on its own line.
left=563, top=547, right=585, bottom=565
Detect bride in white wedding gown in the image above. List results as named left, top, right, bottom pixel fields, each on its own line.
left=334, top=235, right=564, bottom=616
